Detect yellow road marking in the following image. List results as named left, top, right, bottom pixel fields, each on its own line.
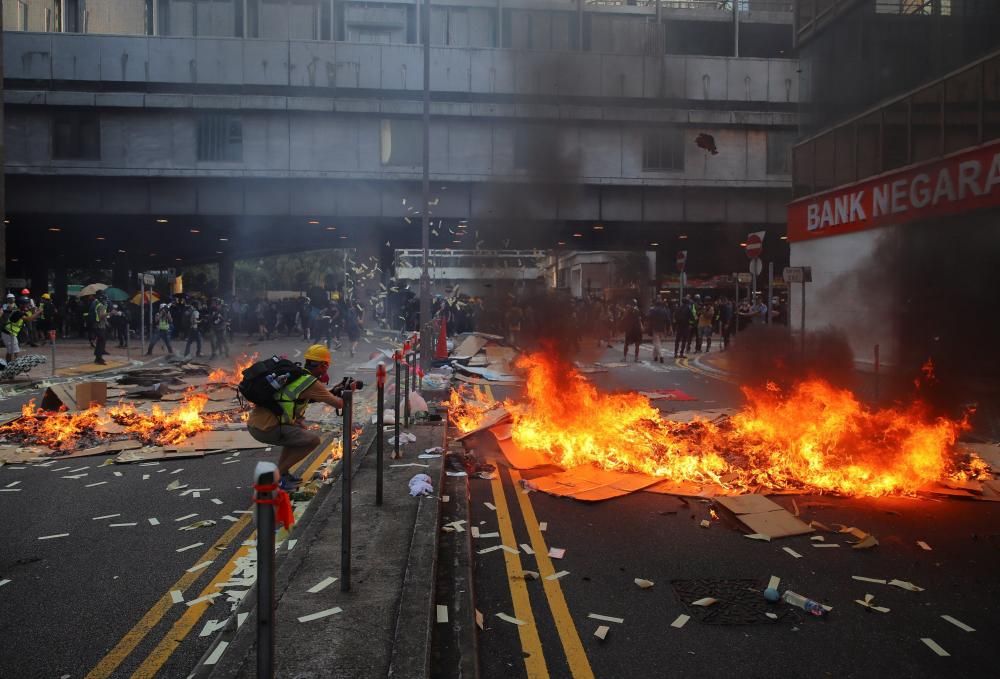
left=131, top=534, right=258, bottom=678
left=509, top=470, right=594, bottom=679
left=679, top=356, right=737, bottom=384
left=87, top=437, right=332, bottom=678
left=490, top=473, right=549, bottom=678
left=84, top=514, right=253, bottom=679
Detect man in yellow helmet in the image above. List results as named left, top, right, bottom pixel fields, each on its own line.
left=246, top=344, right=345, bottom=490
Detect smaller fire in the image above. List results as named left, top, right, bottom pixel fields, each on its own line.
left=448, top=385, right=497, bottom=433
left=208, top=353, right=258, bottom=385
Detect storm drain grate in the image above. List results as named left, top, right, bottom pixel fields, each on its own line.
left=670, top=578, right=797, bottom=625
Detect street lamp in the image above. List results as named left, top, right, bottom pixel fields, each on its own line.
left=418, top=0, right=433, bottom=371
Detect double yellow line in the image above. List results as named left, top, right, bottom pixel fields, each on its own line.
left=488, top=469, right=594, bottom=679
left=86, top=441, right=335, bottom=679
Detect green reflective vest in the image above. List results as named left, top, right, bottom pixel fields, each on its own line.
left=274, top=374, right=318, bottom=425
left=3, top=314, right=24, bottom=337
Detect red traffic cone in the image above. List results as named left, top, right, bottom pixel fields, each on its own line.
left=435, top=317, right=448, bottom=360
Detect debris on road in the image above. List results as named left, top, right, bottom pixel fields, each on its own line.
left=854, top=594, right=890, bottom=613
left=297, top=607, right=343, bottom=623
left=917, top=540, right=933, bottom=551
left=496, top=612, right=525, bottom=626
left=588, top=613, right=624, bottom=624
left=940, top=615, right=975, bottom=632
left=634, top=578, right=655, bottom=589
left=670, top=614, right=690, bottom=629
left=594, top=625, right=610, bottom=640
left=921, top=638, right=950, bottom=656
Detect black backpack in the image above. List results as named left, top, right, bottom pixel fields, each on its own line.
left=238, top=356, right=310, bottom=414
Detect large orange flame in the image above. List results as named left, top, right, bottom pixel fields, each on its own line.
left=208, top=353, right=258, bottom=385
left=484, top=352, right=989, bottom=497
left=448, top=384, right=498, bottom=433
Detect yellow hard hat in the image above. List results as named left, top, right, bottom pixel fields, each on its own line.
left=304, top=344, right=331, bottom=363
left=41, top=293, right=51, bottom=300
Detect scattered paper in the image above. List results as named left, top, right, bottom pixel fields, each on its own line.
left=520, top=543, right=535, bottom=555
left=0, top=579, right=10, bottom=588
left=38, top=533, right=70, bottom=540
left=204, top=641, right=229, bottom=665
left=670, top=614, right=690, bottom=629
left=166, top=480, right=187, bottom=491
left=539, top=522, right=547, bottom=532
left=175, top=513, right=198, bottom=522
left=853, top=576, right=888, bottom=584
left=5, top=481, right=21, bottom=488
left=475, top=609, right=484, bottom=629
left=109, top=522, right=138, bottom=527
left=484, top=502, right=496, bottom=511
left=92, top=513, right=121, bottom=520
left=298, top=607, right=343, bottom=623
left=546, top=571, right=569, bottom=581
left=287, top=540, right=297, bottom=550
left=170, top=468, right=184, bottom=475
left=436, top=605, right=449, bottom=623
left=186, top=592, right=222, bottom=607
left=940, top=615, right=974, bottom=632
left=813, top=543, right=840, bottom=548
left=634, top=578, right=655, bottom=589
left=211, top=498, right=224, bottom=505
left=477, top=545, right=504, bottom=555
left=594, top=625, right=610, bottom=640
left=917, top=540, right=932, bottom=551
left=170, top=590, right=184, bottom=604
left=700, top=520, right=710, bottom=528
left=783, top=547, right=803, bottom=559
left=744, top=533, right=771, bottom=541
left=148, top=518, right=160, bottom=526
left=85, top=481, right=108, bottom=488
left=854, top=594, right=890, bottom=613
left=306, top=576, right=337, bottom=594
left=500, top=545, right=519, bottom=555
left=888, top=579, right=924, bottom=592
left=853, top=535, right=879, bottom=550
left=177, top=542, right=204, bottom=553
left=220, top=515, right=238, bottom=522
left=187, top=561, right=213, bottom=573
left=496, top=613, right=525, bottom=626
left=765, top=612, right=778, bottom=620
left=477, top=532, right=500, bottom=539
left=470, top=527, right=480, bottom=538
left=199, top=619, right=228, bottom=638
left=691, top=597, right=717, bottom=607
left=548, top=547, right=566, bottom=559
left=179, top=520, right=217, bottom=531
left=522, top=570, right=539, bottom=580
left=921, top=638, right=949, bottom=656
left=587, top=613, right=624, bottom=624
left=810, top=535, right=825, bottom=542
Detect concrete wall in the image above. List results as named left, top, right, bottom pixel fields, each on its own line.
left=788, top=226, right=899, bottom=369
left=2, top=32, right=800, bottom=104
left=3, top=105, right=792, bottom=186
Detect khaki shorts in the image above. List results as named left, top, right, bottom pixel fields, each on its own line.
left=247, top=424, right=321, bottom=453
left=2, top=333, right=19, bottom=354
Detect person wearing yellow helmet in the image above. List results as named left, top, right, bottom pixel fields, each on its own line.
left=246, top=343, right=344, bottom=490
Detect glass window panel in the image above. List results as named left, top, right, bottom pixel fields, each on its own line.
left=911, top=83, right=943, bottom=163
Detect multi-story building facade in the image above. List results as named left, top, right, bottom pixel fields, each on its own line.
left=788, top=0, right=1000, bottom=383
left=3, top=0, right=797, bottom=296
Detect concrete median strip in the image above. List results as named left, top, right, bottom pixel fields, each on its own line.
left=297, top=607, right=343, bottom=623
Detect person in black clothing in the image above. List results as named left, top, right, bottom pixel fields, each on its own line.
left=674, top=296, right=693, bottom=359
left=647, top=298, right=671, bottom=363
left=622, top=301, right=644, bottom=363
left=718, top=297, right=734, bottom=350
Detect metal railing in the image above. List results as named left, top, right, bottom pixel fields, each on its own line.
left=587, top=0, right=793, bottom=10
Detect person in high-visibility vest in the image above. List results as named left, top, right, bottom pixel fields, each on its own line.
left=246, top=344, right=348, bottom=491
left=2, top=297, right=38, bottom=363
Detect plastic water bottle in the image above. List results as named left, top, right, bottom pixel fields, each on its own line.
left=266, top=372, right=289, bottom=390
left=781, top=590, right=827, bottom=616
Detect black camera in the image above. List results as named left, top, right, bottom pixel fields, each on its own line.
left=331, top=376, right=364, bottom=398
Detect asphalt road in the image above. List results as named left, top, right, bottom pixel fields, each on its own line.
left=0, top=333, right=386, bottom=679
left=467, top=342, right=1000, bottom=679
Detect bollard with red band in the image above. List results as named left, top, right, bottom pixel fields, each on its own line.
left=403, top=349, right=412, bottom=428
left=393, top=350, right=402, bottom=459
left=375, top=362, right=386, bottom=506
left=253, top=461, right=280, bottom=679
left=341, top=388, right=353, bottom=592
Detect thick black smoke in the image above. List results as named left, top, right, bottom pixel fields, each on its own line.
left=725, top=325, right=856, bottom=391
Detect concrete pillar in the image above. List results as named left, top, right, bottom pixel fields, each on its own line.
left=219, top=255, right=236, bottom=300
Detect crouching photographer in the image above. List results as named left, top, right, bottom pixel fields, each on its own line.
left=242, top=344, right=360, bottom=491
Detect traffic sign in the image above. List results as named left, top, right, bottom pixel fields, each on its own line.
left=783, top=266, right=812, bottom=283
left=737, top=273, right=753, bottom=283
left=749, top=258, right=762, bottom=276
left=745, top=231, right=764, bottom=259
left=679, top=272, right=687, bottom=286
left=676, top=250, right=687, bottom=272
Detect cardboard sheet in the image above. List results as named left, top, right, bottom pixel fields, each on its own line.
left=496, top=437, right=550, bottom=470
left=451, top=335, right=489, bottom=360
left=527, top=465, right=661, bottom=502
left=738, top=509, right=814, bottom=538
left=65, top=440, right=143, bottom=459
left=715, top=495, right=783, bottom=515
left=114, top=448, right=207, bottom=463
left=454, top=407, right=511, bottom=441
left=643, top=479, right=736, bottom=498
left=453, top=373, right=523, bottom=386
left=164, top=430, right=269, bottom=453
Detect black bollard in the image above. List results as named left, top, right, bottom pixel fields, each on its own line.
left=254, top=462, right=278, bottom=679
left=341, top=388, right=353, bottom=592
left=403, top=348, right=411, bottom=429
left=375, top=362, right=386, bottom=506
left=393, top=350, right=402, bottom=459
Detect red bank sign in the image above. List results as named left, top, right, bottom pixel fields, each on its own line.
left=788, top=140, right=1000, bottom=242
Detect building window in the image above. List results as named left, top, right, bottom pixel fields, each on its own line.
left=766, top=130, right=794, bottom=175
left=197, top=114, right=243, bottom=162
left=642, top=129, right=684, bottom=172
left=944, top=64, right=982, bottom=154
left=17, top=1, right=28, bottom=30
left=52, top=111, right=101, bottom=160
left=380, top=119, right=423, bottom=166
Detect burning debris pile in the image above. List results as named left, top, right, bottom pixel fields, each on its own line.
left=0, top=355, right=264, bottom=464
left=451, top=352, right=992, bottom=499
